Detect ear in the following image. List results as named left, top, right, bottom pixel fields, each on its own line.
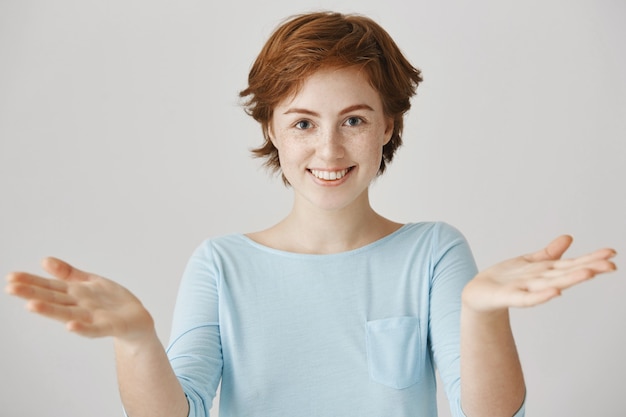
left=383, top=117, right=394, bottom=145
left=266, top=121, right=277, bottom=146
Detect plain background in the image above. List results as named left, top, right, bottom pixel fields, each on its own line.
left=1, top=0, right=624, bottom=416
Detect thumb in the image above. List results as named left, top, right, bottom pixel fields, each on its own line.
left=41, top=257, right=90, bottom=282
left=525, top=235, right=573, bottom=262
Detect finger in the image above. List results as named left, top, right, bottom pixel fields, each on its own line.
left=547, top=258, right=617, bottom=278
left=6, top=272, right=68, bottom=292
left=5, top=272, right=75, bottom=305
left=26, top=299, right=92, bottom=324
left=525, top=235, right=573, bottom=262
left=553, top=248, right=617, bottom=269
left=526, top=262, right=615, bottom=292
left=41, top=257, right=90, bottom=282
left=6, top=280, right=76, bottom=306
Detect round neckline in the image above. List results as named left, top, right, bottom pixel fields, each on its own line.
left=238, top=223, right=416, bottom=258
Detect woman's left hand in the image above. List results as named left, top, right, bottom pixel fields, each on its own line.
left=462, top=235, right=617, bottom=312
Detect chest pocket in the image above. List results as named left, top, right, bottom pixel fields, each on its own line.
left=366, top=316, right=423, bottom=389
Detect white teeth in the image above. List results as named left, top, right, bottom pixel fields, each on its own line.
left=310, top=168, right=349, bottom=180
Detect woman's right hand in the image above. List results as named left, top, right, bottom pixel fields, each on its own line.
left=5, top=257, right=154, bottom=341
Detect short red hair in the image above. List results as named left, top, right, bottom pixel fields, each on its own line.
left=240, top=11, right=423, bottom=181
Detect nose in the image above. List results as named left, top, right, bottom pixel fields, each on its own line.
left=317, top=126, right=345, bottom=160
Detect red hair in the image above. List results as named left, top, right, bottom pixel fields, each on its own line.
left=239, top=11, right=423, bottom=181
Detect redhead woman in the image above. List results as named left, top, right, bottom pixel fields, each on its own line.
left=5, top=11, right=617, bottom=417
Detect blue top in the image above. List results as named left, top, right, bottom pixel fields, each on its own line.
left=166, top=222, right=525, bottom=417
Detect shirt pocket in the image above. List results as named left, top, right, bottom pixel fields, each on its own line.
left=365, top=316, right=423, bottom=389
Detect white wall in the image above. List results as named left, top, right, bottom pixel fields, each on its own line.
left=1, top=1, right=624, bottom=416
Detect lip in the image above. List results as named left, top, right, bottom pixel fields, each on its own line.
left=307, top=166, right=355, bottom=186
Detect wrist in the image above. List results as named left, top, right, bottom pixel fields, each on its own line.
left=461, top=303, right=513, bottom=340
left=113, top=324, right=160, bottom=355
left=461, top=302, right=509, bottom=322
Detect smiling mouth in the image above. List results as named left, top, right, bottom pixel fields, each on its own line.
left=309, top=167, right=353, bottom=181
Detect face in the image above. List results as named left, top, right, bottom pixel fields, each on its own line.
left=269, top=66, right=393, bottom=212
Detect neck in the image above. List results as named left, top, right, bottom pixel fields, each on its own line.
left=249, top=189, right=402, bottom=254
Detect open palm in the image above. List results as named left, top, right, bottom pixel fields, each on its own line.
left=5, top=257, right=153, bottom=340
left=462, top=235, right=617, bottom=312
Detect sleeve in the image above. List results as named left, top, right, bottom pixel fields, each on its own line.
left=166, top=240, right=223, bottom=417
left=428, top=223, right=525, bottom=417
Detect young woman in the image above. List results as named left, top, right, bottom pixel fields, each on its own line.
left=5, top=11, right=617, bottom=417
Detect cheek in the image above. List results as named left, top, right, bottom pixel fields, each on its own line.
left=351, top=141, right=384, bottom=171
left=275, top=141, right=304, bottom=169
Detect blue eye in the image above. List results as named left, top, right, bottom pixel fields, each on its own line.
left=345, top=117, right=363, bottom=127
left=295, top=120, right=312, bottom=130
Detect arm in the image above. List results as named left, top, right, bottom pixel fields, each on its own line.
left=5, top=257, right=189, bottom=417
left=460, top=235, right=617, bottom=417
left=115, top=332, right=189, bottom=417
left=459, top=307, right=524, bottom=417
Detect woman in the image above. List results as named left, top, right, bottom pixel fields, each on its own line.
left=5, top=11, right=617, bottom=417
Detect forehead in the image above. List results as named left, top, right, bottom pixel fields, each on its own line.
left=275, top=66, right=383, bottom=111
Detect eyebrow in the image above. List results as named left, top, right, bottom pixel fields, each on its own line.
left=282, top=104, right=375, bottom=116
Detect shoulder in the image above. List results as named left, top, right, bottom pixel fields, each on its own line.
left=186, top=233, right=254, bottom=264
left=397, top=222, right=474, bottom=263
left=398, top=221, right=468, bottom=243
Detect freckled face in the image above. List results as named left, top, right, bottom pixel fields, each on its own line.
left=269, top=66, right=394, bottom=212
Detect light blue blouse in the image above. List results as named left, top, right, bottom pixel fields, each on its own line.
left=166, top=222, right=525, bottom=417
